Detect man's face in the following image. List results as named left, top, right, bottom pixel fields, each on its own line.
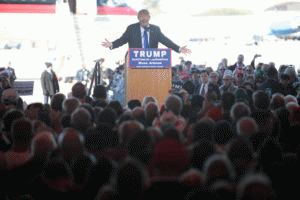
left=210, top=73, right=218, bottom=84
left=7, top=61, right=11, bottom=67
left=200, top=72, right=209, bottom=84
left=192, top=73, right=199, bottom=83
left=244, top=67, right=252, bottom=74
left=223, top=75, right=232, bottom=86
left=138, top=11, right=150, bottom=28
left=238, top=55, right=244, bottom=64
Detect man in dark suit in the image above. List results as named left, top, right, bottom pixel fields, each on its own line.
left=102, top=9, right=191, bottom=54
left=228, top=54, right=245, bottom=71
left=6, top=61, right=17, bottom=87
left=41, top=62, right=59, bottom=104
left=195, top=70, right=221, bottom=100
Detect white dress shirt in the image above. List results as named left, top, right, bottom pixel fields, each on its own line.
left=140, top=25, right=150, bottom=48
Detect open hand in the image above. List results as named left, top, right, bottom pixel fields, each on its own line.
left=180, top=45, right=192, bottom=55
left=102, top=38, right=112, bottom=48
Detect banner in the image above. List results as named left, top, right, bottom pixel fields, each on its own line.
left=129, top=48, right=171, bottom=69
left=13, top=81, right=34, bottom=96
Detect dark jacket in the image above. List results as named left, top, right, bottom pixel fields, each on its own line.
left=112, top=23, right=180, bottom=52
left=258, top=78, right=281, bottom=95
left=41, top=70, right=59, bottom=96
left=195, top=83, right=221, bottom=100
left=8, top=67, right=16, bottom=85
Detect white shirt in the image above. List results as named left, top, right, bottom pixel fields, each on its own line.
left=140, top=25, right=150, bottom=48
left=200, top=83, right=208, bottom=95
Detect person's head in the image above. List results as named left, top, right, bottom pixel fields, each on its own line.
left=30, top=132, right=57, bottom=160
left=235, top=72, right=244, bottom=84
left=262, top=64, right=269, bottom=73
left=193, top=117, right=215, bottom=142
left=57, top=127, right=85, bottom=162
left=119, top=120, right=144, bottom=147
left=236, top=116, right=259, bottom=139
left=70, top=107, right=92, bottom=134
left=243, top=82, right=254, bottom=91
left=280, top=73, right=290, bottom=86
left=253, top=90, right=270, bottom=110
left=50, top=93, right=66, bottom=112
left=127, top=99, right=142, bottom=110
left=142, top=96, right=158, bottom=107
left=285, top=66, right=297, bottom=83
left=236, top=173, right=276, bottom=200
left=221, top=92, right=235, bottom=111
left=230, top=102, right=251, bottom=123
left=244, top=65, right=253, bottom=75
left=185, top=61, right=192, bottom=70
left=1, top=88, right=18, bottom=110
left=132, top=106, right=146, bottom=125
left=45, top=62, right=53, bottom=70
left=93, top=85, right=107, bottom=100
left=237, top=54, right=244, bottom=64
left=25, top=102, right=44, bottom=120
left=213, top=120, right=235, bottom=145
left=200, top=70, right=209, bottom=84
left=97, top=106, right=117, bottom=126
left=191, top=71, right=200, bottom=83
left=284, top=94, right=298, bottom=105
left=138, top=9, right=150, bottom=28
left=145, top=102, right=159, bottom=127
left=11, top=118, right=33, bottom=146
left=245, top=75, right=255, bottom=85
left=3, top=109, right=25, bottom=133
left=222, top=58, right=228, bottom=67
left=203, top=154, right=236, bottom=186
left=267, top=66, right=278, bottom=79
left=218, top=62, right=226, bottom=75
left=112, top=157, right=149, bottom=198
left=62, top=97, right=81, bottom=115
left=81, top=64, right=86, bottom=70
left=234, top=88, right=249, bottom=105
left=109, top=100, right=123, bottom=117
left=205, top=67, right=213, bottom=75
left=227, top=138, right=254, bottom=180
left=270, top=93, right=285, bottom=111
left=165, top=94, right=183, bottom=116
left=71, top=82, right=87, bottom=101
left=222, top=74, right=233, bottom=87
left=209, top=72, right=219, bottom=85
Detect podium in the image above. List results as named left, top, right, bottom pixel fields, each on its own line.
left=124, top=48, right=172, bottom=107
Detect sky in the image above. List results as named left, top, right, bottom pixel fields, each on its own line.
left=126, top=0, right=300, bottom=15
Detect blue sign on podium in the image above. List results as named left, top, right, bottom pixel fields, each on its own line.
left=129, top=48, right=171, bottom=69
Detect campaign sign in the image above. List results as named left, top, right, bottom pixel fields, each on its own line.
left=129, top=48, right=171, bottom=69
left=13, top=81, right=34, bottom=96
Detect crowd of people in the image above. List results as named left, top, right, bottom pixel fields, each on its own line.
left=0, top=53, right=299, bottom=199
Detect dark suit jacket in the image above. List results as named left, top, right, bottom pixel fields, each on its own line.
left=112, top=23, right=180, bottom=52
left=258, top=78, right=281, bottom=95
left=228, top=62, right=245, bottom=71
left=195, top=83, right=221, bottom=100
left=41, top=70, right=59, bottom=96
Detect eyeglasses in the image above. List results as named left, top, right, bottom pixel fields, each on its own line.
left=210, top=76, right=218, bottom=78
left=219, top=69, right=226, bottom=71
